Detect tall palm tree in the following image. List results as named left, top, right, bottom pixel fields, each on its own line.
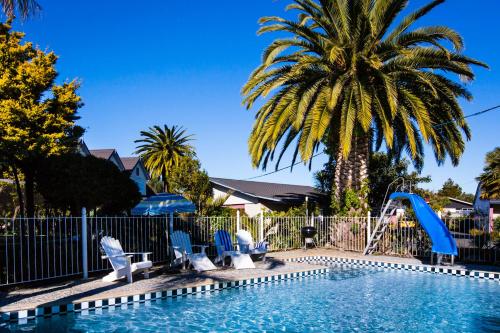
left=242, top=0, right=487, bottom=204
left=477, top=147, right=499, bottom=199
left=135, top=125, right=193, bottom=193
left=1, top=0, right=40, bottom=19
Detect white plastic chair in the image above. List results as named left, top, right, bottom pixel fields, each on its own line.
left=236, top=229, right=269, bottom=262
left=170, top=231, right=216, bottom=272
left=214, top=230, right=255, bottom=269
left=100, top=236, right=152, bottom=283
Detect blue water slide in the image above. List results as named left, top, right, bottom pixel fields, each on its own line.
left=389, top=192, right=458, bottom=256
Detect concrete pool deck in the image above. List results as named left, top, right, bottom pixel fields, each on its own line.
left=1, top=249, right=499, bottom=315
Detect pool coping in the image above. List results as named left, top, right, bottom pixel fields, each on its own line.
left=286, top=256, right=500, bottom=281
left=0, top=266, right=329, bottom=325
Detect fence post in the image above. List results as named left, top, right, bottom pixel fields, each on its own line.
left=81, top=207, right=88, bottom=280
left=236, top=210, right=241, bottom=232
left=366, top=211, right=371, bottom=249
left=259, top=210, right=264, bottom=242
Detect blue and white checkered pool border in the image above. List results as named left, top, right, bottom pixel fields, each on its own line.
left=286, top=256, right=500, bottom=281
left=0, top=267, right=328, bottom=324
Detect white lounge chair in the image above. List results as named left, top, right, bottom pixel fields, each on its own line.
left=170, top=230, right=217, bottom=272
left=236, top=229, right=269, bottom=262
left=214, top=230, right=255, bottom=269
left=100, top=236, right=152, bottom=283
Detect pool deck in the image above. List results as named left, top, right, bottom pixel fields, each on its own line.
left=1, top=249, right=499, bottom=314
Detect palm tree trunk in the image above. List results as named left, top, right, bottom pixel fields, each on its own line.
left=332, top=133, right=370, bottom=207
left=162, top=168, right=169, bottom=193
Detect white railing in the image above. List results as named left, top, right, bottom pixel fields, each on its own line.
left=0, top=215, right=169, bottom=286
left=0, top=213, right=498, bottom=287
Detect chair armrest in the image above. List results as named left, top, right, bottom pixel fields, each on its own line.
left=124, top=252, right=152, bottom=261
left=102, top=254, right=133, bottom=259
left=192, top=244, right=209, bottom=248
left=192, top=244, right=209, bottom=254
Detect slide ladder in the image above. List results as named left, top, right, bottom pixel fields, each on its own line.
left=364, top=192, right=458, bottom=262
left=363, top=199, right=399, bottom=255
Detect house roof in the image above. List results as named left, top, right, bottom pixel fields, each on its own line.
left=120, top=156, right=150, bottom=180
left=444, top=197, right=473, bottom=209
left=89, top=149, right=115, bottom=160
left=210, top=177, right=323, bottom=203
left=89, top=149, right=125, bottom=171
left=120, top=157, right=140, bottom=171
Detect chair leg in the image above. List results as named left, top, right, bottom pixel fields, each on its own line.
left=143, top=269, right=150, bottom=279
left=125, top=257, right=133, bottom=283
left=126, top=268, right=133, bottom=283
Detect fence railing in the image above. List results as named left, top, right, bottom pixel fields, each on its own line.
left=0, top=213, right=498, bottom=287
left=0, top=216, right=168, bottom=286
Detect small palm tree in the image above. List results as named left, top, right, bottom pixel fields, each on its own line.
left=242, top=0, right=487, bottom=204
left=1, top=0, right=40, bottom=19
left=135, top=125, right=193, bottom=193
left=477, top=147, right=500, bottom=199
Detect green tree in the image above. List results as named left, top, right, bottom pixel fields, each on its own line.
left=477, top=147, right=500, bottom=199
left=435, top=178, right=474, bottom=202
left=0, top=0, right=40, bottom=19
left=36, top=154, right=141, bottom=215
left=438, top=178, right=463, bottom=198
left=167, top=154, right=212, bottom=211
left=368, top=152, right=430, bottom=211
left=135, top=125, right=193, bottom=193
left=0, top=21, right=83, bottom=217
left=242, top=0, right=486, bottom=207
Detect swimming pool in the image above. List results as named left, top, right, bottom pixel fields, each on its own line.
left=5, top=264, right=500, bottom=332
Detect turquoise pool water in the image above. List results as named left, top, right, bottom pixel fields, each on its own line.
left=4, top=264, right=500, bottom=332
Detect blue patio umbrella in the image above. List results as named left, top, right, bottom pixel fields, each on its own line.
left=131, top=194, right=196, bottom=216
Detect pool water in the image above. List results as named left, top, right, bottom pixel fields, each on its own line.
left=4, top=264, right=500, bottom=332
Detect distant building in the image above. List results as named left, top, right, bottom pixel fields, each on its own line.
left=89, top=149, right=125, bottom=171
left=473, top=183, right=500, bottom=219
left=120, top=157, right=150, bottom=196
left=442, top=197, right=473, bottom=217
left=79, top=141, right=150, bottom=196
left=210, top=177, right=325, bottom=217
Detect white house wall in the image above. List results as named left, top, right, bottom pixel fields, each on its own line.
left=212, top=187, right=275, bottom=217
left=213, top=188, right=255, bottom=205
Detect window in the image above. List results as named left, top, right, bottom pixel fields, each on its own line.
left=136, top=168, right=139, bottom=176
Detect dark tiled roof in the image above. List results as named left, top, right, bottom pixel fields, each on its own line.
left=210, top=177, right=323, bottom=203
left=444, top=197, right=473, bottom=209
left=89, top=149, right=115, bottom=160
left=121, top=157, right=140, bottom=171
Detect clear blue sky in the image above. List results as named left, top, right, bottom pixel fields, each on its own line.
left=13, top=0, right=500, bottom=194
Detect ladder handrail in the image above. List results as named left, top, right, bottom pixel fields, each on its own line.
left=364, top=199, right=396, bottom=255
left=379, top=177, right=405, bottom=217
